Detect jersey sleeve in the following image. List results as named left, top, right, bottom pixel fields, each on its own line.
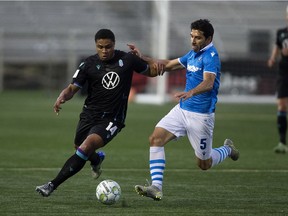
left=129, top=53, right=149, bottom=74
left=203, top=51, right=220, bottom=75
left=276, top=29, right=281, bottom=48
left=275, top=27, right=288, bottom=49
left=178, top=51, right=192, bottom=68
left=71, top=61, right=87, bottom=88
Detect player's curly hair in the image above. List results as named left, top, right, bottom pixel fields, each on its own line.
left=190, top=19, right=214, bottom=39
left=95, top=29, right=115, bottom=42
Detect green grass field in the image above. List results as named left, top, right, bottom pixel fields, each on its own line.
left=1, top=91, right=288, bottom=216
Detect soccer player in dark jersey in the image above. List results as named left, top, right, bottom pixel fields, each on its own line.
left=268, top=6, right=288, bottom=153
left=35, top=29, right=162, bottom=197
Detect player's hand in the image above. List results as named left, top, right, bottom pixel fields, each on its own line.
left=53, top=98, right=65, bottom=115
left=155, top=61, right=165, bottom=76
left=267, top=58, right=275, bottom=68
left=174, top=91, right=193, bottom=101
left=148, top=60, right=165, bottom=77
left=127, top=44, right=142, bottom=57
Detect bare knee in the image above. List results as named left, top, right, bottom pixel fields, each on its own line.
left=149, top=134, right=164, bottom=146
left=197, top=158, right=212, bottom=170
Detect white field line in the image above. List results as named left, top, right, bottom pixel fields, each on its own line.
left=0, top=167, right=288, bottom=173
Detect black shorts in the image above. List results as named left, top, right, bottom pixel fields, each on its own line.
left=277, top=61, right=288, bottom=98
left=276, top=78, right=288, bottom=99
left=74, top=109, right=125, bottom=146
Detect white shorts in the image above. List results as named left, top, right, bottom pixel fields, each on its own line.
left=156, top=104, right=215, bottom=160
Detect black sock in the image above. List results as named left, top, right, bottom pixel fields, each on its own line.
left=277, top=112, right=287, bottom=144
left=89, top=152, right=100, bottom=166
left=51, top=154, right=86, bottom=189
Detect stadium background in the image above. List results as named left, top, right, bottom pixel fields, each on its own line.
left=1, top=2, right=288, bottom=215
left=0, top=1, right=286, bottom=102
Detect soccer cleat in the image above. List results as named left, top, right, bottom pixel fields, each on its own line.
left=135, top=185, right=163, bottom=201
left=224, top=139, right=239, bottom=161
left=273, top=142, right=288, bottom=154
left=91, top=151, right=105, bottom=179
left=35, top=182, right=54, bottom=197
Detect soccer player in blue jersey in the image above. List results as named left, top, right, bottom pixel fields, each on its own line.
left=267, top=6, right=288, bottom=153
left=129, top=19, right=239, bottom=200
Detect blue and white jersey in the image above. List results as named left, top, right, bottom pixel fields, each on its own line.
left=178, top=43, right=221, bottom=114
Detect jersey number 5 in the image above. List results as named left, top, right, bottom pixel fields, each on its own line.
left=200, top=138, right=207, bottom=150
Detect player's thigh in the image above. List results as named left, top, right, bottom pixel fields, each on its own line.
left=89, top=120, right=123, bottom=145
left=75, top=118, right=123, bottom=146
left=185, top=112, right=215, bottom=160
left=155, top=104, right=187, bottom=139
left=276, top=78, right=288, bottom=111
left=74, top=117, right=94, bottom=146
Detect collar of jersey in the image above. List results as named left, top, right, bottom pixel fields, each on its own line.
left=199, top=42, right=213, bottom=52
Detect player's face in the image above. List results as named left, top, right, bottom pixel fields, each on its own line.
left=190, top=29, right=211, bottom=52
left=95, top=39, right=115, bottom=61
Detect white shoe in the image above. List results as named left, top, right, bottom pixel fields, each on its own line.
left=135, top=185, right=163, bottom=201
left=36, top=182, right=54, bottom=197
left=273, top=143, right=288, bottom=154
left=224, top=139, right=239, bottom=161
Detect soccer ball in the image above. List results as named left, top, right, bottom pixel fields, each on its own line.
left=96, top=180, right=121, bottom=205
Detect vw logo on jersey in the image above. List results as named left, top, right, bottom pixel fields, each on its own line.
left=102, top=72, right=120, bottom=90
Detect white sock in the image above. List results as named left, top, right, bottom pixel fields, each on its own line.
left=149, top=146, right=165, bottom=190
left=211, top=145, right=231, bottom=167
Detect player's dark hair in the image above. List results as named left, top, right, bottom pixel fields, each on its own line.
left=190, top=19, right=214, bottom=39
left=95, top=29, right=115, bottom=42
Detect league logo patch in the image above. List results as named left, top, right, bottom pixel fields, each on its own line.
left=119, top=59, right=124, bottom=67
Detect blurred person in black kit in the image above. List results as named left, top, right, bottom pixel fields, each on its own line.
left=36, top=29, right=163, bottom=197
left=268, top=6, right=288, bottom=153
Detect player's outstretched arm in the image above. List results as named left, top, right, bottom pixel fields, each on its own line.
left=53, top=84, right=80, bottom=115
left=146, top=59, right=165, bottom=77
left=127, top=44, right=183, bottom=76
